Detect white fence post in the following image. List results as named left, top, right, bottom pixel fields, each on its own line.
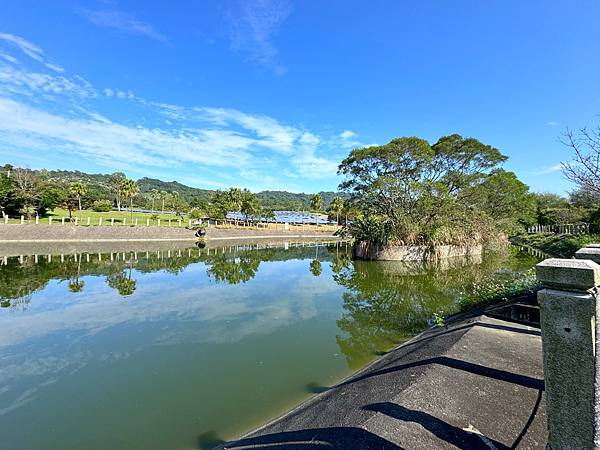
left=20, top=215, right=24, bottom=224
left=111, top=218, right=114, bottom=226
left=35, top=215, right=39, bottom=224
left=123, top=218, right=127, bottom=226
left=48, top=217, right=52, bottom=225
left=74, top=217, right=78, bottom=225
left=135, top=218, right=138, bottom=226
left=99, top=217, right=103, bottom=226
left=87, top=217, right=91, bottom=226
left=4, top=215, right=7, bottom=224
left=157, top=219, right=161, bottom=227
left=146, top=218, right=150, bottom=226
left=61, top=217, right=65, bottom=225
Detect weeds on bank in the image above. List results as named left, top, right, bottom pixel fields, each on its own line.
left=456, top=268, right=538, bottom=312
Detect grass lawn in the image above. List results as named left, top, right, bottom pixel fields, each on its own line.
left=1, top=208, right=341, bottom=232
left=3, top=208, right=187, bottom=227
left=512, top=232, right=600, bottom=258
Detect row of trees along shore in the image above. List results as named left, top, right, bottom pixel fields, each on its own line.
left=337, top=132, right=600, bottom=247
left=0, top=165, right=349, bottom=223
left=3, top=123, right=599, bottom=234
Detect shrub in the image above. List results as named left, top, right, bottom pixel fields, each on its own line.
left=92, top=200, right=112, bottom=212
left=189, top=207, right=205, bottom=220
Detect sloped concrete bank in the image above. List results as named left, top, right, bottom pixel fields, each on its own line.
left=354, top=241, right=483, bottom=261
left=205, top=227, right=341, bottom=241
left=0, top=224, right=197, bottom=242
left=0, top=224, right=341, bottom=244
left=217, top=302, right=546, bottom=449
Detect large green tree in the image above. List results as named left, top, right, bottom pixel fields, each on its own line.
left=338, top=134, right=531, bottom=245
left=69, top=181, right=87, bottom=221
left=120, top=178, right=139, bottom=220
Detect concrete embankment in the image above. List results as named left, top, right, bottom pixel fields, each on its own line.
left=205, top=227, right=342, bottom=242
left=218, top=301, right=546, bottom=449
left=0, top=224, right=197, bottom=242
left=354, top=241, right=483, bottom=261
left=0, top=224, right=337, bottom=244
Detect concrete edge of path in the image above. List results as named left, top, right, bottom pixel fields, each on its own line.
left=215, top=312, right=484, bottom=447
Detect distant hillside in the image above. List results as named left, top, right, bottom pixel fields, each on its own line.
left=137, top=177, right=213, bottom=202
left=35, top=169, right=346, bottom=210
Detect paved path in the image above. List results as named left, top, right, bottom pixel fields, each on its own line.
left=216, top=313, right=546, bottom=449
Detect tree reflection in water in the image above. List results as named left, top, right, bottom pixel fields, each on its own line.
left=332, top=247, right=538, bottom=369
left=0, top=243, right=537, bottom=368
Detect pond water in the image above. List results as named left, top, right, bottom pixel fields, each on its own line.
left=0, top=242, right=538, bottom=450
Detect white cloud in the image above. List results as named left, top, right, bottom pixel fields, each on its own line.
left=0, top=50, right=17, bottom=64
left=194, top=106, right=300, bottom=154
left=547, top=121, right=559, bottom=126
left=78, top=8, right=167, bottom=43
left=340, top=130, right=356, bottom=139
left=0, top=97, right=254, bottom=169
left=0, top=63, right=96, bottom=99
left=0, top=32, right=44, bottom=62
left=227, top=0, right=292, bottom=74
left=0, top=32, right=353, bottom=187
left=45, top=62, right=64, bottom=73
left=533, top=163, right=562, bottom=175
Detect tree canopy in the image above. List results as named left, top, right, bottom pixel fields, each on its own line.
left=338, top=134, right=534, bottom=245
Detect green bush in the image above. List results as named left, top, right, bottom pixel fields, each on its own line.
left=189, top=207, right=205, bottom=220
left=91, top=200, right=113, bottom=212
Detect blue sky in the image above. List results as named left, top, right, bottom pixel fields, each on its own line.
left=0, top=0, right=598, bottom=194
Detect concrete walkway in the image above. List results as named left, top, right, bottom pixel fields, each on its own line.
left=217, top=313, right=546, bottom=449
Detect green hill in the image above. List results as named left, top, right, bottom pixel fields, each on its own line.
left=35, top=169, right=345, bottom=210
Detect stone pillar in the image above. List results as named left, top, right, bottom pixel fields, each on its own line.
left=536, top=258, right=600, bottom=449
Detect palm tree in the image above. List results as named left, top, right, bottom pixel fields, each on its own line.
left=310, top=193, right=323, bottom=226
left=120, top=178, right=139, bottom=221
left=159, top=190, right=168, bottom=213
left=171, top=191, right=180, bottom=210
left=150, top=188, right=159, bottom=212
left=69, top=181, right=87, bottom=221
left=68, top=257, right=84, bottom=293
left=329, top=196, right=344, bottom=225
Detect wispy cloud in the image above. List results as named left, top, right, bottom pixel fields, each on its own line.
left=0, top=32, right=64, bottom=72
left=533, top=163, right=563, bottom=175
left=547, top=121, right=559, bottom=126
left=227, top=0, right=292, bottom=75
left=78, top=8, right=167, bottom=43
left=0, top=32, right=350, bottom=189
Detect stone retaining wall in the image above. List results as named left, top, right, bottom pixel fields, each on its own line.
left=0, top=224, right=196, bottom=242
left=205, top=227, right=340, bottom=240
left=354, top=241, right=483, bottom=261
left=0, top=224, right=341, bottom=244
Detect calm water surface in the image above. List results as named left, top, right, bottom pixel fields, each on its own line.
left=0, top=242, right=537, bottom=450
